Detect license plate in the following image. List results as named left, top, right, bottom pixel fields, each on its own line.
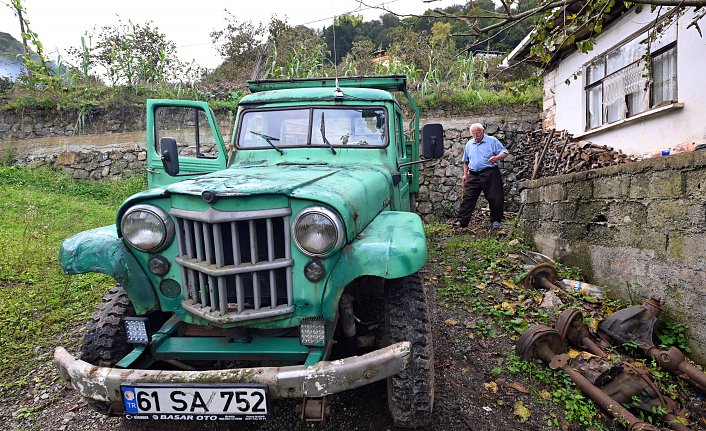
left=121, top=384, right=269, bottom=421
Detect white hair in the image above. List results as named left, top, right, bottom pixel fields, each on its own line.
left=470, top=123, right=484, bottom=131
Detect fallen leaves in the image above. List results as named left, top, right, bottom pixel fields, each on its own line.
left=513, top=400, right=531, bottom=423
left=484, top=381, right=499, bottom=393
left=501, top=279, right=517, bottom=290
left=507, top=381, right=529, bottom=393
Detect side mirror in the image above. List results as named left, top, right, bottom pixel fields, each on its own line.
left=421, top=124, right=444, bottom=159
left=160, top=137, right=180, bottom=176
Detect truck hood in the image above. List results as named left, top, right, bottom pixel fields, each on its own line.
left=162, top=164, right=393, bottom=240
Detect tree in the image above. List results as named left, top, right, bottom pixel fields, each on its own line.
left=266, top=20, right=330, bottom=79
left=356, top=0, right=706, bottom=65
left=211, top=15, right=330, bottom=81
left=323, top=13, right=363, bottom=63
left=78, top=19, right=184, bottom=87
left=7, top=0, right=51, bottom=84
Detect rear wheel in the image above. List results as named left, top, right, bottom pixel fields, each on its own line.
left=384, top=272, right=435, bottom=428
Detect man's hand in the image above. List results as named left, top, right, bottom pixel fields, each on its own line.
left=488, top=153, right=507, bottom=164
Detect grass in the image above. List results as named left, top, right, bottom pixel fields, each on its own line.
left=0, top=166, right=146, bottom=394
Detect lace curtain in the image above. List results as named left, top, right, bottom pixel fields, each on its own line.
left=602, top=61, right=649, bottom=122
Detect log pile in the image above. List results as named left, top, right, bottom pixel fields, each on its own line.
left=527, top=129, right=638, bottom=179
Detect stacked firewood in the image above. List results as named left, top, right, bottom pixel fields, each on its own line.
left=528, top=129, right=637, bottom=179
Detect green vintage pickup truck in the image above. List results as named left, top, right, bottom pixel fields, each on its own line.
left=54, top=75, right=444, bottom=427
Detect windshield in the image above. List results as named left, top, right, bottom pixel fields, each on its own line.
left=237, top=107, right=387, bottom=149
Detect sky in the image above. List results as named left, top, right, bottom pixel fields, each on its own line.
left=1, top=0, right=463, bottom=70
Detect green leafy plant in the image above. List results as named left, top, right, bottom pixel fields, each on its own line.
left=657, top=321, right=691, bottom=352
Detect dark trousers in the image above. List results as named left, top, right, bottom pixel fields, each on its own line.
left=457, top=167, right=504, bottom=225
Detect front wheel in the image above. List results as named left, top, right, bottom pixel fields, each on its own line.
left=79, top=285, right=136, bottom=414
left=80, top=285, right=135, bottom=367
left=384, top=272, right=435, bottom=428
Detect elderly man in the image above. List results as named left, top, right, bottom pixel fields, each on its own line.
left=452, top=123, right=509, bottom=229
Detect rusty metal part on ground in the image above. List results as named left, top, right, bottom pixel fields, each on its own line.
left=517, top=325, right=661, bottom=431
left=599, top=298, right=706, bottom=394
left=555, top=309, right=690, bottom=431
left=522, top=263, right=560, bottom=291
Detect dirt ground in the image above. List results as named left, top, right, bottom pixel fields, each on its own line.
left=3, top=219, right=706, bottom=431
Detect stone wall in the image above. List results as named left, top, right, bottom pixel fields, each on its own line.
left=417, top=109, right=540, bottom=220
left=0, top=106, right=146, bottom=139
left=1, top=105, right=234, bottom=180
left=0, top=105, right=235, bottom=140
left=2, top=105, right=540, bottom=215
left=519, top=151, right=706, bottom=364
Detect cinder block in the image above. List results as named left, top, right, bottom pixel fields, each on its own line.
left=541, top=183, right=565, bottom=203
left=685, top=169, right=706, bottom=196
left=594, top=175, right=630, bottom=199
left=647, top=171, right=685, bottom=198
left=574, top=201, right=607, bottom=223
left=647, top=200, right=692, bottom=230
left=565, top=180, right=593, bottom=200
left=522, top=203, right=540, bottom=220
left=521, top=188, right=540, bottom=204
left=606, top=201, right=647, bottom=225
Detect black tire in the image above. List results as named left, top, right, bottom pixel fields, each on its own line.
left=79, top=285, right=136, bottom=415
left=81, top=285, right=135, bottom=367
left=384, top=272, right=435, bottom=428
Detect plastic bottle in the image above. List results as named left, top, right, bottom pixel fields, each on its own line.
left=561, top=279, right=604, bottom=299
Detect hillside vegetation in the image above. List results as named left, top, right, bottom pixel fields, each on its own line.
left=0, top=3, right=540, bottom=114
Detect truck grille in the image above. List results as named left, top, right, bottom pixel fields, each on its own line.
left=171, top=207, right=294, bottom=323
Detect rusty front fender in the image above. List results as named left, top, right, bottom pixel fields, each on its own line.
left=59, top=225, right=158, bottom=314
left=54, top=342, right=411, bottom=412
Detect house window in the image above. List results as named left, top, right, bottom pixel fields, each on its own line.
left=584, top=23, right=677, bottom=130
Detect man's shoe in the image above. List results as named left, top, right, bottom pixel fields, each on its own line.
left=452, top=220, right=466, bottom=228
left=491, top=221, right=502, bottom=230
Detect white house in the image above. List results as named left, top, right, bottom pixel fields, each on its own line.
left=507, top=7, right=706, bottom=156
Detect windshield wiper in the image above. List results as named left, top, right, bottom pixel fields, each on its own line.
left=319, top=112, right=337, bottom=155
left=250, top=131, right=283, bottom=155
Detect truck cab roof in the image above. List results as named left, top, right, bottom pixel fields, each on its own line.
left=239, top=87, right=397, bottom=105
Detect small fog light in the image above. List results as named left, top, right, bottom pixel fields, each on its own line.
left=124, top=317, right=150, bottom=344
left=300, top=318, right=327, bottom=347
left=159, top=279, right=182, bottom=298
left=148, top=255, right=171, bottom=276
left=304, top=260, right=326, bottom=283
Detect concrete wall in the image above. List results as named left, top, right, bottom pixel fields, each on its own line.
left=547, top=8, right=706, bottom=155
left=519, top=150, right=706, bottom=364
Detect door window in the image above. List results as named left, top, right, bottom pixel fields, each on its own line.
left=155, top=106, right=219, bottom=159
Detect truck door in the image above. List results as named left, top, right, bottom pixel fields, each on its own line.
left=395, top=110, right=411, bottom=211
left=146, top=100, right=228, bottom=188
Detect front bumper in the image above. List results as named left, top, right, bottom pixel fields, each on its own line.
left=54, top=342, right=411, bottom=413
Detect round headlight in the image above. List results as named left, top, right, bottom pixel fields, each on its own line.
left=293, top=206, right=344, bottom=256
left=121, top=204, right=175, bottom=252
